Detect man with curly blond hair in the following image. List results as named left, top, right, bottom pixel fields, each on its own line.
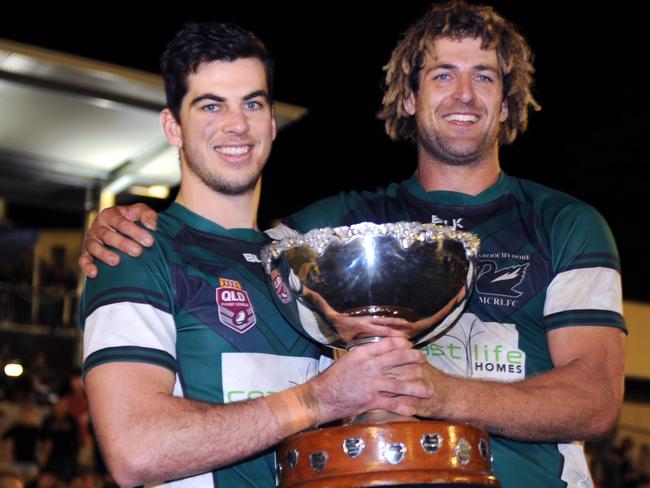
left=81, top=3, right=625, bottom=487
left=379, top=1, right=540, bottom=147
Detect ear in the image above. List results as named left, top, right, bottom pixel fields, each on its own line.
left=499, top=99, right=509, bottom=123
left=271, top=105, right=278, bottom=141
left=403, top=92, right=416, bottom=116
left=160, top=108, right=183, bottom=148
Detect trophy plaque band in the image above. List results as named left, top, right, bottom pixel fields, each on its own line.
left=276, top=421, right=499, bottom=487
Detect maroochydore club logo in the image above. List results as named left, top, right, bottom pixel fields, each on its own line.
left=475, top=258, right=529, bottom=308
left=476, top=260, right=529, bottom=297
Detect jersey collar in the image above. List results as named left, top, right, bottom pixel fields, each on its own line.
left=166, top=203, right=265, bottom=243
left=403, top=171, right=513, bottom=207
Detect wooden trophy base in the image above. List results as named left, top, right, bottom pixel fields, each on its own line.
left=276, top=421, right=499, bottom=487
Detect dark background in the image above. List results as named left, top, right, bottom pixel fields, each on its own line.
left=1, top=2, right=647, bottom=300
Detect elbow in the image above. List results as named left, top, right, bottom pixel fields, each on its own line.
left=584, top=417, right=617, bottom=442
left=583, top=401, right=621, bottom=441
left=581, top=364, right=625, bottom=441
left=101, top=437, right=154, bottom=487
left=111, top=470, right=142, bottom=488
left=109, top=465, right=146, bottom=488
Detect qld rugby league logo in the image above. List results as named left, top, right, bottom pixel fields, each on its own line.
left=271, top=268, right=292, bottom=304
left=216, top=278, right=256, bottom=333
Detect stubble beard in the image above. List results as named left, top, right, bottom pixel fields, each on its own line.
left=184, top=150, right=262, bottom=196
left=417, top=123, right=499, bottom=167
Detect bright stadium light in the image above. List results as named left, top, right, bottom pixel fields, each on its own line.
left=4, top=361, right=23, bottom=377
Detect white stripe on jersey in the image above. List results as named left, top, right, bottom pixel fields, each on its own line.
left=83, top=302, right=177, bottom=361
left=544, top=267, right=622, bottom=316
left=558, top=442, right=593, bottom=487
left=145, top=471, right=214, bottom=487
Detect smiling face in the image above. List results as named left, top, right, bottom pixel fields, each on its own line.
left=162, top=57, right=277, bottom=196
left=404, top=36, right=508, bottom=167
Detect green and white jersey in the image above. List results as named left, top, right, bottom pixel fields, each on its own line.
left=79, top=203, right=322, bottom=488
left=285, top=172, right=625, bottom=488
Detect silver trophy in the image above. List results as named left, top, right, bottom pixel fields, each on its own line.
left=261, top=222, right=498, bottom=487
left=261, top=221, right=480, bottom=349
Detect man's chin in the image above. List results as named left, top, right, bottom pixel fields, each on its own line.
left=211, top=175, right=261, bottom=196
left=425, top=143, right=483, bottom=166
left=419, top=132, right=494, bottom=167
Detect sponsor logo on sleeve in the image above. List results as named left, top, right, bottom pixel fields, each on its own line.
left=216, top=278, right=256, bottom=334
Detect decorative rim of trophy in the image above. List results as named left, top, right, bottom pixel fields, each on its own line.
left=262, top=221, right=480, bottom=266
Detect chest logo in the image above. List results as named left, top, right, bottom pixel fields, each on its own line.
left=216, top=278, right=256, bottom=334
left=475, top=261, right=529, bottom=298
left=271, top=269, right=292, bottom=304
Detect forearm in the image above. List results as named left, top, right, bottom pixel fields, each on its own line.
left=86, top=362, right=312, bottom=487
left=432, top=355, right=623, bottom=441
left=91, top=392, right=282, bottom=486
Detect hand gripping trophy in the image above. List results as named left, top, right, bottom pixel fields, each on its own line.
left=262, top=222, right=499, bottom=487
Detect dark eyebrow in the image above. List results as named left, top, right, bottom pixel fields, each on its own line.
left=190, top=94, right=225, bottom=106
left=190, top=90, right=271, bottom=107
left=244, top=90, right=270, bottom=102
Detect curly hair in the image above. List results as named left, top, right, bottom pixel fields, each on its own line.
left=379, top=0, right=541, bottom=145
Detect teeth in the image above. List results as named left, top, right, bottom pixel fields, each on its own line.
left=216, top=146, right=251, bottom=155
left=444, top=114, right=479, bottom=123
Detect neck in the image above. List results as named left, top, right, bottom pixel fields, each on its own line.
left=175, top=175, right=261, bottom=230
left=416, top=146, right=501, bottom=195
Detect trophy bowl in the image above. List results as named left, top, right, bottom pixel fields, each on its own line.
left=261, top=222, right=499, bottom=487
left=261, top=221, right=480, bottom=349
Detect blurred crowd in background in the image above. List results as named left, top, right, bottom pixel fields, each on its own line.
left=0, top=370, right=117, bottom=488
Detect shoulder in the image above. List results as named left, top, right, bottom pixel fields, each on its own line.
left=509, top=176, right=612, bottom=234
left=88, top=232, right=171, bottom=291
left=510, top=177, right=587, bottom=211
left=79, top=219, right=176, bottom=325
left=509, top=177, right=619, bottom=272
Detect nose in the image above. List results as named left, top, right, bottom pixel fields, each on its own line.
left=452, top=74, right=475, bottom=104
left=223, top=108, right=249, bottom=135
